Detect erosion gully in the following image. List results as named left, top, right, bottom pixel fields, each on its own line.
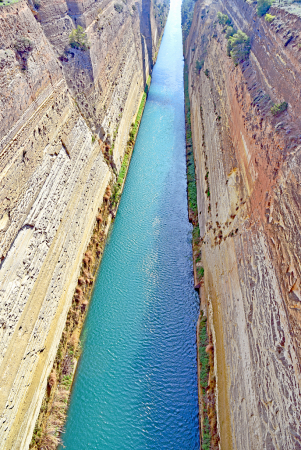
left=60, top=0, right=200, bottom=447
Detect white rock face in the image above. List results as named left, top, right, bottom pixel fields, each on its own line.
left=0, top=0, right=168, bottom=447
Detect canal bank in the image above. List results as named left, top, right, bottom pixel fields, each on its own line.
left=29, top=76, right=152, bottom=450
left=57, top=0, right=199, bottom=448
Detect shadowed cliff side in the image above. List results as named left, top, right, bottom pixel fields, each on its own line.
left=184, top=0, right=301, bottom=448
left=0, top=0, right=168, bottom=448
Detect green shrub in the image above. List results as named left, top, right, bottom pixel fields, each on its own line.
left=181, top=0, right=196, bottom=41
left=257, top=0, right=273, bottom=17
left=271, top=101, right=288, bottom=115
left=195, top=59, right=204, bottom=72
left=225, top=25, right=236, bottom=39
left=14, top=37, right=33, bottom=69
left=114, top=3, right=123, bottom=12
left=217, top=12, right=231, bottom=26
left=69, top=26, right=90, bottom=51
left=132, top=4, right=136, bottom=10
left=193, top=224, right=200, bottom=243
left=14, top=37, right=33, bottom=54
left=204, top=68, right=210, bottom=78
left=197, top=266, right=204, bottom=278
left=265, top=13, right=275, bottom=22
left=227, top=30, right=251, bottom=65
left=61, top=374, right=72, bottom=388
left=199, top=314, right=209, bottom=389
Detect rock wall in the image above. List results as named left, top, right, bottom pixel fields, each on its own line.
left=185, top=1, right=301, bottom=448
left=0, top=0, right=168, bottom=447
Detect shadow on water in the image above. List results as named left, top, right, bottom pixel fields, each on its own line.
left=140, top=0, right=153, bottom=86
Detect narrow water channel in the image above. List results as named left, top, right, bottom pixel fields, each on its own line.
left=60, top=0, right=200, bottom=447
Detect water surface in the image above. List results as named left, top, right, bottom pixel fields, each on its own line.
left=61, top=0, right=200, bottom=447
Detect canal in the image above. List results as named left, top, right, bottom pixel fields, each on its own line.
left=60, top=0, right=200, bottom=447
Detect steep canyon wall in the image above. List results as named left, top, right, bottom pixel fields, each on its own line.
left=0, top=0, right=168, bottom=447
left=185, top=0, right=301, bottom=448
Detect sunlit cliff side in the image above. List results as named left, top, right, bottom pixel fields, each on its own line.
left=0, top=0, right=168, bottom=448
left=184, top=0, right=301, bottom=448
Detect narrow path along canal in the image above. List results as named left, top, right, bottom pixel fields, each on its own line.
left=60, top=0, right=200, bottom=447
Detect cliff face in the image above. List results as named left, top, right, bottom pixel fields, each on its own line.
left=0, top=0, right=168, bottom=448
left=185, top=1, right=301, bottom=448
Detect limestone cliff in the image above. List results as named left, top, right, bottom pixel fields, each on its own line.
left=184, top=0, right=301, bottom=448
left=0, top=0, right=168, bottom=448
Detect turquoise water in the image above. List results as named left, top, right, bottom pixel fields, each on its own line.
left=60, top=0, right=200, bottom=448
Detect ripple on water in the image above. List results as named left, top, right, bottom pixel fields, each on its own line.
left=60, top=0, right=200, bottom=448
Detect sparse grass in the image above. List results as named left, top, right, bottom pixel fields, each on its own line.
left=197, top=266, right=204, bottom=278
left=184, top=65, right=198, bottom=219
left=199, top=314, right=209, bottom=389
left=199, top=313, right=211, bottom=449
left=192, top=224, right=200, bottom=244
left=61, top=375, right=72, bottom=388
left=202, top=413, right=211, bottom=450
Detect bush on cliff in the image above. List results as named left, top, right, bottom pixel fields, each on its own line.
left=271, top=101, right=288, bottom=115
left=265, top=13, right=275, bottom=22
left=225, top=25, right=236, bottom=39
left=15, top=37, right=33, bottom=54
left=14, top=37, right=33, bottom=70
left=69, top=26, right=90, bottom=51
left=195, top=59, right=204, bottom=73
left=227, top=30, right=251, bottom=65
left=217, top=12, right=231, bottom=26
left=257, top=0, right=274, bottom=17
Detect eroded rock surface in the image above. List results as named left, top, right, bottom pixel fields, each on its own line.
left=185, top=0, right=301, bottom=448
left=0, top=0, right=168, bottom=447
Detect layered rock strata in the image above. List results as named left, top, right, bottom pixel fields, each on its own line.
left=185, top=0, right=301, bottom=448
left=0, top=0, right=168, bottom=448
